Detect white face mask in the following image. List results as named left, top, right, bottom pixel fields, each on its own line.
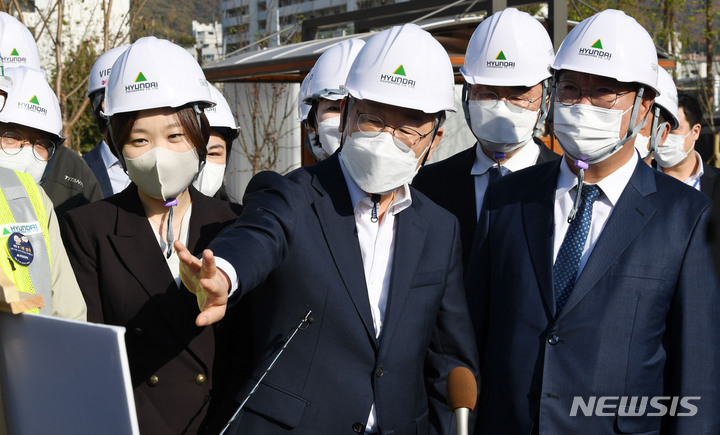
left=340, top=131, right=429, bottom=195
left=468, top=100, right=538, bottom=153
left=317, top=116, right=342, bottom=157
left=124, top=147, right=199, bottom=201
left=0, top=146, right=48, bottom=183
left=654, top=131, right=692, bottom=168
left=634, top=132, right=650, bottom=159
left=553, top=104, right=632, bottom=164
left=193, top=161, right=226, bottom=197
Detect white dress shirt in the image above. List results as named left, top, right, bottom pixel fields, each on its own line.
left=553, top=152, right=638, bottom=277
left=217, top=158, right=413, bottom=433
left=99, top=139, right=131, bottom=194
left=471, top=140, right=541, bottom=221
left=150, top=204, right=192, bottom=288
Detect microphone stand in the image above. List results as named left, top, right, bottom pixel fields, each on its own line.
left=219, top=309, right=314, bottom=434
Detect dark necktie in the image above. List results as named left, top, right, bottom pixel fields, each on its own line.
left=487, top=166, right=511, bottom=183
left=553, top=184, right=602, bottom=313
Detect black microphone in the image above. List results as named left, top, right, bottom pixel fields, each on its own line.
left=446, top=366, right=477, bottom=435
left=219, top=309, right=313, bottom=434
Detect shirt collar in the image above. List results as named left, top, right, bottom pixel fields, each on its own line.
left=686, top=151, right=704, bottom=184
left=556, top=150, right=638, bottom=207
left=471, top=140, right=540, bottom=175
left=99, top=139, right=121, bottom=170
left=338, top=154, right=412, bottom=216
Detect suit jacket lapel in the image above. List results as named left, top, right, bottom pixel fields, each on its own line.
left=108, top=186, right=210, bottom=362
left=312, top=157, right=378, bottom=349
left=522, top=160, right=561, bottom=317
left=378, top=198, right=427, bottom=357
left=559, top=160, right=657, bottom=318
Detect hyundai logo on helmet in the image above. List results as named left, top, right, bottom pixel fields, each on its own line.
left=380, top=65, right=416, bottom=88
left=486, top=50, right=516, bottom=69
left=3, top=48, right=26, bottom=64
left=17, top=95, right=47, bottom=115
left=578, top=39, right=612, bottom=60
left=124, top=71, right=159, bottom=93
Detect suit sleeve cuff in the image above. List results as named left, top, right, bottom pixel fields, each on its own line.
left=214, top=256, right=239, bottom=296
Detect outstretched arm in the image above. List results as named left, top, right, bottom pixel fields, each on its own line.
left=176, top=241, right=231, bottom=327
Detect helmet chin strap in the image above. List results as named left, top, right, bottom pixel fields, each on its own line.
left=534, top=78, right=550, bottom=134
left=648, top=105, right=664, bottom=158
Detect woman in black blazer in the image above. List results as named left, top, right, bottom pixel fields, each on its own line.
left=63, top=37, right=248, bottom=434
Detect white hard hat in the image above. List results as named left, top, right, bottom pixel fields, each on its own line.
left=103, top=36, right=214, bottom=117
left=87, top=45, right=129, bottom=97
left=343, top=23, right=456, bottom=113
left=654, top=68, right=679, bottom=130
left=461, top=8, right=554, bottom=87
left=302, top=39, right=365, bottom=105
left=297, top=72, right=312, bottom=122
left=0, top=12, right=41, bottom=71
left=205, top=85, right=239, bottom=132
left=552, top=9, right=659, bottom=94
left=0, top=66, right=63, bottom=141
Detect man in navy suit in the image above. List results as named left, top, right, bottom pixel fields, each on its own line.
left=413, top=8, right=559, bottom=269
left=468, top=10, right=719, bottom=434
left=177, top=24, right=478, bottom=435
left=654, top=92, right=720, bottom=197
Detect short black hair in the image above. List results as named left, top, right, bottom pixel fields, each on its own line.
left=678, top=93, right=703, bottom=128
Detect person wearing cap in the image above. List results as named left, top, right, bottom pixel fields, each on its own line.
left=192, top=85, right=241, bottom=201
left=84, top=45, right=131, bottom=198
left=0, top=67, right=86, bottom=320
left=467, top=9, right=719, bottom=433
left=62, top=37, right=247, bottom=433
left=634, top=67, right=678, bottom=165
left=413, top=8, right=559, bottom=269
left=298, top=39, right=365, bottom=162
left=176, top=23, right=478, bottom=434
left=654, top=93, right=720, bottom=197
left=0, top=11, right=103, bottom=219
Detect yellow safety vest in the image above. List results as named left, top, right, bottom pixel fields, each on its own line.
left=0, top=168, right=52, bottom=314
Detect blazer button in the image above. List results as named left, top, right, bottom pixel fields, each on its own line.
left=147, top=375, right=159, bottom=386
left=195, top=374, right=207, bottom=385
left=352, top=422, right=365, bottom=433
left=375, top=367, right=385, bottom=378
left=548, top=334, right=559, bottom=345
left=132, top=328, right=143, bottom=336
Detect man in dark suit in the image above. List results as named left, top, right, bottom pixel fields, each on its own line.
left=654, top=92, right=720, bottom=197
left=177, top=23, right=478, bottom=435
left=83, top=45, right=130, bottom=198
left=468, top=10, right=720, bottom=434
left=413, top=8, right=559, bottom=269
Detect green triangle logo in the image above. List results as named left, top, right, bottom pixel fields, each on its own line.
left=135, top=72, right=147, bottom=82
left=393, top=65, right=406, bottom=76
left=29, top=95, right=39, bottom=105
left=496, top=51, right=507, bottom=60
left=2, top=228, right=9, bottom=235
left=10, top=48, right=18, bottom=56
left=591, top=39, right=603, bottom=49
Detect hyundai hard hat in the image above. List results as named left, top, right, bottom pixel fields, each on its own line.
left=0, top=66, right=64, bottom=142
left=87, top=45, right=129, bottom=97
left=298, top=70, right=312, bottom=122
left=552, top=9, right=658, bottom=94
left=0, top=12, right=41, bottom=71
left=302, top=39, right=365, bottom=104
left=103, top=36, right=214, bottom=117
left=343, top=23, right=456, bottom=113
left=461, top=8, right=554, bottom=87
left=654, top=68, right=679, bottom=130
left=205, top=85, right=239, bottom=134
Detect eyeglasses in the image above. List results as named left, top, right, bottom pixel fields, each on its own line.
left=354, top=107, right=434, bottom=149
left=0, top=132, right=56, bottom=161
left=554, top=81, right=635, bottom=109
left=469, top=89, right=542, bottom=110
